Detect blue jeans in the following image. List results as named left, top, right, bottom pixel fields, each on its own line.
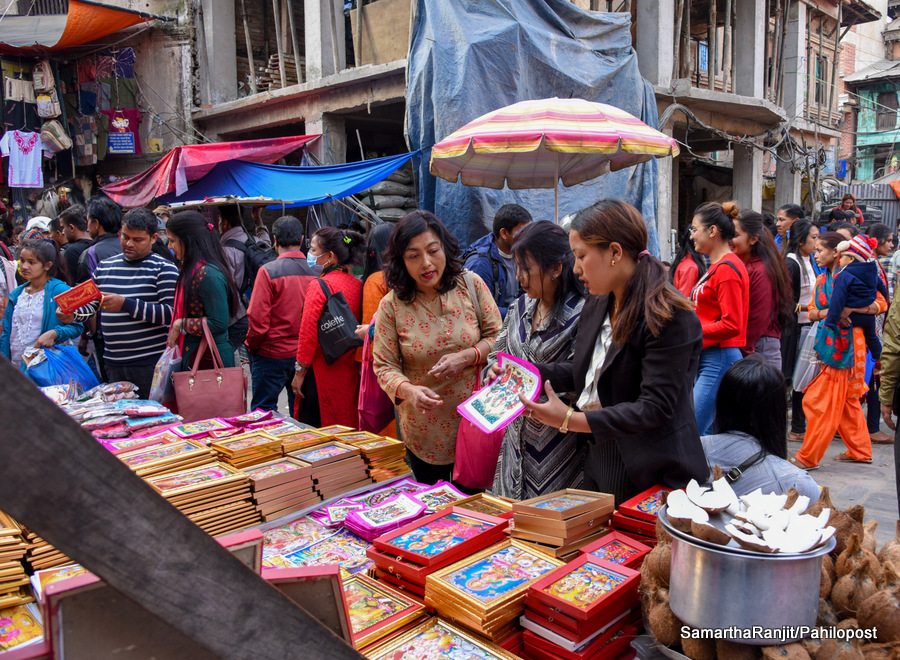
left=693, top=346, right=742, bottom=435
left=249, top=354, right=295, bottom=414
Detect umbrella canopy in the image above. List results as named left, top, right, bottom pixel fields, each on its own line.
left=429, top=97, right=679, bottom=190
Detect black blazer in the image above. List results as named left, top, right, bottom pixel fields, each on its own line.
left=538, top=292, right=709, bottom=493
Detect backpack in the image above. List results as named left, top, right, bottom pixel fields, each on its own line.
left=32, top=60, right=55, bottom=92
left=224, top=237, right=277, bottom=300
left=40, top=119, right=72, bottom=153
left=461, top=243, right=502, bottom=303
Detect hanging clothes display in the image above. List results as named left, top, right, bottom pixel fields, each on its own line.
left=72, top=114, right=98, bottom=166
left=100, top=108, right=141, bottom=155
left=0, top=129, right=51, bottom=187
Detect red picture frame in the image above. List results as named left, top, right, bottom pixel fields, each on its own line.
left=371, top=568, right=426, bottom=600
left=339, top=572, right=425, bottom=648
left=372, top=506, right=508, bottom=567
left=609, top=511, right=656, bottom=537
left=618, top=486, right=671, bottom=523
left=522, top=623, right=637, bottom=660
left=527, top=555, right=640, bottom=622
left=578, top=531, right=651, bottom=571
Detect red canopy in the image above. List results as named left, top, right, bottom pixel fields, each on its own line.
left=102, top=135, right=320, bottom=208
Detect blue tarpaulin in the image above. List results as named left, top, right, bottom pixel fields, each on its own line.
left=406, top=0, right=662, bottom=253
left=158, top=152, right=418, bottom=208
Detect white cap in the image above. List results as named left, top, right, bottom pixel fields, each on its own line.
left=25, top=216, right=52, bottom=233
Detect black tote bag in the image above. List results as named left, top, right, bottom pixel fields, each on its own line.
left=316, top=279, right=363, bottom=364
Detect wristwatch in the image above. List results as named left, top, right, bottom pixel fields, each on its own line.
left=560, top=407, right=575, bottom=433
left=294, top=361, right=308, bottom=373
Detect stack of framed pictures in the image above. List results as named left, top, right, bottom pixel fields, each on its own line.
left=244, top=457, right=320, bottom=522
left=287, top=441, right=371, bottom=500
left=608, top=486, right=670, bottom=545
left=362, top=617, right=521, bottom=660
left=344, top=494, right=426, bottom=542
left=0, top=601, right=43, bottom=653
left=424, top=539, right=564, bottom=642
left=22, top=527, right=72, bottom=572
left=210, top=431, right=283, bottom=469
left=510, top=490, right=615, bottom=560
left=0, top=511, right=31, bottom=608
left=170, top=418, right=235, bottom=443
left=146, top=462, right=260, bottom=536
left=281, top=429, right=333, bottom=454
left=437, top=492, right=514, bottom=519
left=116, top=439, right=215, bottom=478
left=335, top=432, right=408, bottom=482
left=579, top=532, right=651, bottom=571
left=367, top=507, right=509, bottom=600
left=521, top=555, right=641, bottom=660
left=223, top=409, right=273, bottom=428
left=104, top=429, right=178, bottom=455
left=341, top=572, right=427, bottom=649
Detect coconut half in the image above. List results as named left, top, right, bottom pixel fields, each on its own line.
left=666, top=489, right=708, bottom=534
left=726, top=523, right=776, bottom=553
left=685, top=479, right=731, bottom=513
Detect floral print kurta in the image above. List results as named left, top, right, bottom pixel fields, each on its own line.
left=373, top=273, right=502, bottom=465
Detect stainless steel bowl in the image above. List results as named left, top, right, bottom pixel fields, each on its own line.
left=660, top=505, right=835, bottom=644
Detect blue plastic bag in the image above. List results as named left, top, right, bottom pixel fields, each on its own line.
left=26, top=346, right=100, bottom=391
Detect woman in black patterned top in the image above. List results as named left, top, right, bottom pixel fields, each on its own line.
left=486, top=221, right=585, bottom=499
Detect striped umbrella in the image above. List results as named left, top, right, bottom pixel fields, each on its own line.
left=429, top=97, right=679, bottom=219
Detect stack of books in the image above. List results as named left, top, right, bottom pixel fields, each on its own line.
left=510, top=490, right=615, bottom=561
left=520, top=555, right=641, bottom=660
left=146, top=462, right=260, bottom=536
left=0, top=511, right=31, bottom=608
left=244, top=457, right=320, bottom=522
left=116, top=438, right=215, bottom=478
left=335, top=432, right=408, bottom=482
left=608, top=486, right=670, bottom=546
left=281, top=428, right=333, bottom=454
left=210, top=430, right=283, bottom=470
left=287, top=441, right=371, bottom=500
left=425, top=539, right=563, bottom=642
left=367, top=507, right=509, bottom=601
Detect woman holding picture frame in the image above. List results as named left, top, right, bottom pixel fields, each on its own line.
left=518, top=200, right=709, bottom=505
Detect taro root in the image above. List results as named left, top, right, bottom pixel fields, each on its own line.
left=817, top=639, right=865, bottom=659
left=857, top=584, right=900, bottom=643
left=861, top=521, right=878, bottom=554
left=682, top=633, right=716, bottom=660
left=831, top=505, right=866, bottom=557
left=719, top=640, right=762, bottom=659
left=761, top=643, right=811, bottom=659
left=818, top=597, right=839, bottom=628
left=836, top=534, right=884, bottom=584
left=879, top=522, right=900, bottom=568
left=822, top=555, right=836, bottom=599
left=832, top=563, right=879, bottom=619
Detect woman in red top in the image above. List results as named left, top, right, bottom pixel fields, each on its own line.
left=291, top=227, right=364, bottom=427
left=690, top=201, right=750, bottom=435
left=671, top=227, right=706, bottom=297
left=731, top=210, right=793, bottom=369
left=833, top=193, right=865, bottom=226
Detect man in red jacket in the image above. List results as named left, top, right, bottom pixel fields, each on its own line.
left=245, top=216, right=316, bottom=414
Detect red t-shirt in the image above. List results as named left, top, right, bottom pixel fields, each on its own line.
left=673, top=256, right=700, bottom=297
left=691, top=253, right=750, bottom=349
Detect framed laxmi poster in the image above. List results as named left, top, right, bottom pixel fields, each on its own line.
left=458, top=352, right=541, bottom=433
left=341, top=572, right=425, bottom=648
left=512, top=489, right=614, bottom=522
left=579, top=531, right=651, bottom=570
left=363, top=617, right=520, bottom=660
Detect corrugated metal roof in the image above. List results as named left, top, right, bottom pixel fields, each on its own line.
left=845, top=58, right=900, bottom=84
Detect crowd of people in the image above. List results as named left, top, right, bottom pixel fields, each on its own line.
left=1, top=191, right=898, bottom=512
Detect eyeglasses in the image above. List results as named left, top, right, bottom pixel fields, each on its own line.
left=689, top=226, right=705, bottom=235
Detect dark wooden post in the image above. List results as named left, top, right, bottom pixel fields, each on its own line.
left=0, top=360, right=361, bottom=660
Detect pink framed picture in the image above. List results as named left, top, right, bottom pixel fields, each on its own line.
left=458, top=352, right=541, bottom=433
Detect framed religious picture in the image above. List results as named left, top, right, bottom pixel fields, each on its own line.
left=281, top=429, right=332, bottom=453
left=170, top=418, right=234, bottom=440
left=289, top=441, right=360, bottom=467
left=325, top=500, right=366, bottom=526
left=579, top=532, right=651, bottom=571
left=243, top=457, right=311, bottom=490
left=316, top=424, right=354, bottom=435
left=344, top=494, right=426, bottom=537
left=512, top=489, right=614, bottom=522
left=282, top=528, right=371, bottom=574
left=409, top=482, right=468, bottom=513
left=145, top=462, right=246, bottom=498
left=363, top=617, right=521, bottom=660
left=350, top=478, right=428, bottom=509
left=374, top=507, right=508, bottom=567
left=223, top=409, right=274, bottom=427
left=618, top=486, right=671, bottom=523
left=458, top=352, right=541, bottom=433
left=440, top=493, right=514, bottom=519
left=341, top=572, right=425, bottom=648
left=334, top=431, right=383, bottom=445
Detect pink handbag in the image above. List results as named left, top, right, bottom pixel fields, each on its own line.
left=173, top=319, right=248, bottom=422
left=358, top=314, right=395, bottom=433
left=452, top=370, right=505, bottom=490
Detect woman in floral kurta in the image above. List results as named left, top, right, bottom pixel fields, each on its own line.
left=373, top=211, right=502, bottom=484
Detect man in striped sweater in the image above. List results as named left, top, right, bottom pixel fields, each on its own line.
left=60, top=207, right=178, bottom=397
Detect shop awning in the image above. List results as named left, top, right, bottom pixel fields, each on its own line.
left=0, top=0, right=173, bottom=55
left=102, top=135, right=320, bottom=208
left=157, top=152, right=419, bottom=208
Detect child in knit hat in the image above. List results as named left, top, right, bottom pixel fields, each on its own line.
left=824, top=234, right=888, bottom=359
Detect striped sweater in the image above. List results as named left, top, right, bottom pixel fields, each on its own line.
left=77, top=252, right=178, bottom=365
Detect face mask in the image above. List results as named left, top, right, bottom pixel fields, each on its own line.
left=307, top=251, right=323, bottom=274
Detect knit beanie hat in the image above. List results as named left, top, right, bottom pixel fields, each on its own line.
left=838, top=234, right=877, bottom=262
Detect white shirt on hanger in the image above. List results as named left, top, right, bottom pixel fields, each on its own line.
left=0, top=130, right=51, bottom=188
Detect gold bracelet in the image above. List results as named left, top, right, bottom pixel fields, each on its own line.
left=560, top=407, right=575, bottom=433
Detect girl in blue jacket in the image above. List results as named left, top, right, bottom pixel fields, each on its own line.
left=1, top=239, right=83, bottom=366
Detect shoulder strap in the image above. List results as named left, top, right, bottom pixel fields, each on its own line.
left=715, top=257, right=743, bottom=281
left=724, top=449, right=768, bottom=483
left=224, top=238, right=248, bottom=254
left=317, top=278, right=331, bottom=299
left=463, top=270, right=483, bottom=330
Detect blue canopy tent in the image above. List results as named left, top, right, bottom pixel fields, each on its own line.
left=157, top=152, right=419, bottom=208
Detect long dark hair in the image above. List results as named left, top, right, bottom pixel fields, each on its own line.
left=383, top=210, right=463, bottom=303
left=19, top=238, right=67, bottom=282
left=511, top=220, right=583, bottom=318
left=786, top=219, right=815, bottom=255
left=363, top=223, right=393, bottom=281
left=868, top=222, right=893, bottom=248
left=694, top=201, right=738, bottom=240
left=671, top=226, right=707, bottom=282
left=166, top=211, right=240, bottom=319
left=736, top=210, right=794, bottom=330
left=313, top=226, right=364, bottom=268
left=713, top=355, right=787, bottom=459
left=571, top=200, right=693, bottom=343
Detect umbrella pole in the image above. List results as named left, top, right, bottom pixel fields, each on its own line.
left=554, top=160, right=560, bottom=223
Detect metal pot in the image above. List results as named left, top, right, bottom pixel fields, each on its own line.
left=661, top=507, right=834, bottom=644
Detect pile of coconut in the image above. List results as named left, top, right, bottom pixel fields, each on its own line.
left=641, top=483, right=900, bottom=660
left=665, top=473, right=834, bottom=554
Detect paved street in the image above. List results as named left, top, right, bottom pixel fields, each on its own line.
left=789, top=416, right=899, bottom=547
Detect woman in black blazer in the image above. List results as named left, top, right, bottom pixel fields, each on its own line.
left=519, top=200, right=709, bottom=504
